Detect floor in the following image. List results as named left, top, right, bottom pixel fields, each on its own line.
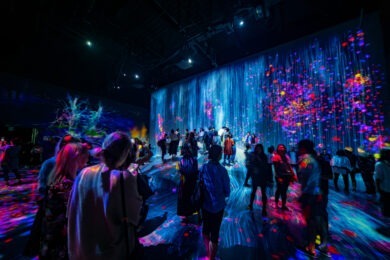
left=1, top=151, right=389, bottom=260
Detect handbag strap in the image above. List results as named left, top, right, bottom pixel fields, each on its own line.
left=119, top=171, right=130, bottom=258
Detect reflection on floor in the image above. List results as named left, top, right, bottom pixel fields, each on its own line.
left=1, top=153, right=389, bottom=260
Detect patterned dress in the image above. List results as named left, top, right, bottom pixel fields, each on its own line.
left=40, top=177, right=74, bottom=259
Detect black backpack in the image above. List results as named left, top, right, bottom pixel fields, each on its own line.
left=317, top=155, right=333, bottom=180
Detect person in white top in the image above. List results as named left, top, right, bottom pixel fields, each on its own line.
left=375, top=148, right=390, bottom=217
left=67, top=131, right=143, bottom=259
left=330, top=149, right=352, bottom=194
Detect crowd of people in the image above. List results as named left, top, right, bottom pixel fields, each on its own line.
left=1, top=132, right=153, bottom=260
left=0, top=127, right=389, bottom=259
left=157, top=126, right=239, bottom=166
left=159, top=126, right=390, bottom=258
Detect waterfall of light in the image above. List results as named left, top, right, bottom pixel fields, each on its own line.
left=150, top=16, right=388, bottom=154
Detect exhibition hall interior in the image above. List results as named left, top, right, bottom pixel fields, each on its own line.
left=1, top=0, right=389, bottom=259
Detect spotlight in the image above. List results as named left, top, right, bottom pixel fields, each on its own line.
left=188, top=58, right=193, bottom=64
left=134, top=74, right=140, bottom=79
left=86, top=40, right=92, bottom=47
left=233, top=16, right=245, bottom=29
left=117, top=86, right=121, bottom=89
left=123, top=73, right=127, bottom=77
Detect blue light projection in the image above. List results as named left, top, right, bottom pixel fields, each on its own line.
left=150, top=15, right=388, bottom=154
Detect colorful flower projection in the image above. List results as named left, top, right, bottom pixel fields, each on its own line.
left=151, top=25, right=388, bottom=153
left=51, top=95, right=106, bottom=138
left=261, top=30, right=385, bottom=152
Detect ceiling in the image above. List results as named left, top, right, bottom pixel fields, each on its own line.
left=2, top=0, right=385, bottom=109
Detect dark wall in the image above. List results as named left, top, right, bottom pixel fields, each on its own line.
left=0, top=74, right=150, bottom=136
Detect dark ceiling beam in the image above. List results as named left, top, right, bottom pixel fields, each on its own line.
left=150, top=0, right=181, bottom=29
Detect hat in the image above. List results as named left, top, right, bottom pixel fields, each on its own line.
left=344, top=146, right=353, bottom=152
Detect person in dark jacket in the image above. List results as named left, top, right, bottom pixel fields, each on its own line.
left=247, top=144, right=272, bottom=216
left=375, top=148, right=390, bottom=217
left=243, top=143, right=253, bottom=187
left=297, top=139, right=326, bottom=257
left=177, top=144, right=199, bottom=220
left=200, top=145, right=230, bottom=260
left=357, top=148, right=376, bottom=195
left=1, top=137, right=22, bottom=186
left=344, top=147, right=358, bottom=191
left=273, top=144, right=296, bottom=210
left=157, top=133, right=168, bottom=163
left=186, top=131, right=199, bottom=158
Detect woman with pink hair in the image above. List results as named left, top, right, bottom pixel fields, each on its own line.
left=40, top=142, right=89, bottom=259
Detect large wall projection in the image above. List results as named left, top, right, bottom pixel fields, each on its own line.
left=150, top=13, right=388, bottom=154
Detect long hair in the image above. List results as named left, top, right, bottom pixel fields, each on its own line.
left=254, top=143, right=264, bottom=154
left=54, top=134, right=81, bottom=156
left=276, top=143, right=287, bottom=159
left=102, top=131, right=132, bottom=169
left=254, top=143, right=268, bottom=162
left=47, top=142, right=89, bottom=185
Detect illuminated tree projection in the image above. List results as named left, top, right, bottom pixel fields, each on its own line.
left=151, top=26, right=388, bottom=154
left=51, top=95, right=106, bottom=138
left=51, top=95, right=149, bottom=141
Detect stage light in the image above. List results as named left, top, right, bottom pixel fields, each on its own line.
left=134, top=74, right=140, bottom=79
left=86, top=40, right=92, bottom=47
left=239, top=20, right=244, bottom=27
left=117, top=86, right=120, bottom=89
left=123, top=73, right=127, bottom=77
left=188, top=58, right=193, bottom=64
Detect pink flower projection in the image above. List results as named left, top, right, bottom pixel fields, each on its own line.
left=204, top=101, right=213, bottom=120
left=261, top=29, right=386, bottom=151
